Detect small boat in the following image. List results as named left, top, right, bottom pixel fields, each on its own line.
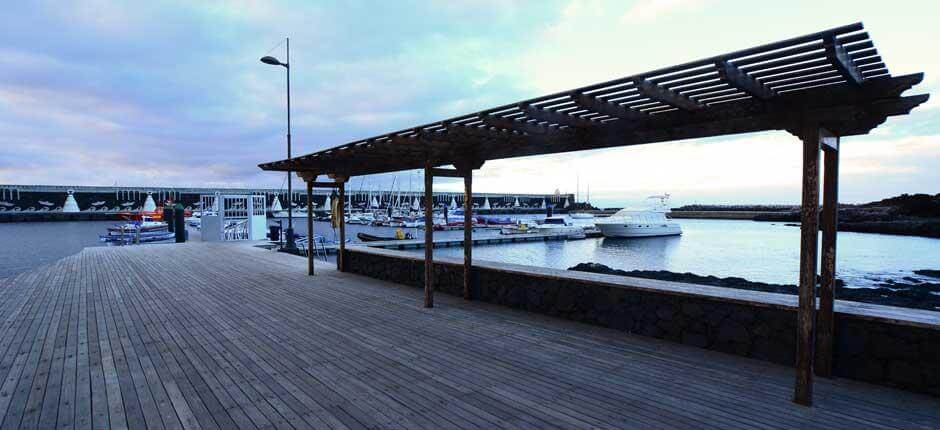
left=500, top=222, right=534, bottom=235
left=357, top=231, right=414, bottom=242
left=402, top=219, right=425, bottom=228
left=569, top=212, right=595, bottom=219
left=346, top=212, right=375, bottom=225
left=477, top=216, right=515, bottom=225
left=100, top=231, right=175, bottom=243
left=535, top=215, right=587, bottom=239
left=107, top=220, right=168, bottom=233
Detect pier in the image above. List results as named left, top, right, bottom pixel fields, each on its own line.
left=307, top=230, right=593, bottom=254
left=1, top=241, right=937, bottom=429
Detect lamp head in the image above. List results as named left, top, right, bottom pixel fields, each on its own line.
left=260, top=56, right=286, bottom=67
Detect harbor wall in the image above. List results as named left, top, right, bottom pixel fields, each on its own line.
left=667, top=210, right=779, bottom=220
left=0, top=184, right=574, bottom=220
left=343, top=247, right=940, bottom=397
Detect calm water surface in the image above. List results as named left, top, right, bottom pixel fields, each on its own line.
left=1, top=218, right=938, bottom=288
left=413, top=218, right=940, bottom=288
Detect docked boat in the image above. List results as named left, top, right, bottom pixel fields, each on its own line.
left=595, top=195, right=682, bottom=238
left=346, top=212, right=375, bottom=225
left=357, top=231, right=414, bottom=242
left=100, top=217, right=174, bottom=243
left=107, top=219, right=168, bottom=233
left=569, top=212, right=595, bottom=219
left=499, top=222, right=534, bottom=235
left=535, top=215, right=586, bottom=239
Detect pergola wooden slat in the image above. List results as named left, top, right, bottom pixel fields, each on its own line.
left=258, top=23, right=928, bottom=407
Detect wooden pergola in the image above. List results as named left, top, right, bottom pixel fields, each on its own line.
left=259, top=23, right=928, bottom=406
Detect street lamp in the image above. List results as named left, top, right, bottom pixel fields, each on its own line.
left=260, top=38, right=295, bottom=250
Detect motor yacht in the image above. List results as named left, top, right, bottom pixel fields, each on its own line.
left=535, top=215, right=586, bottom=239
left=595, top=195, right=682, bottom=238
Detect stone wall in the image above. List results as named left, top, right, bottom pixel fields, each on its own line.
left=343, top=247, right=940, bottom=397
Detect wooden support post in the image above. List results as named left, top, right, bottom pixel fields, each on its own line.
left=817, top=138, right=840, bottom=378
left=424, top=161, right=434, bottom=308
left=337, top=182, right=346, bottom=272
left=795, top=122, right=822, bottom=406
left=463, top=170, right=472, bottom=300
left=306, top=180, right=314, bottom=276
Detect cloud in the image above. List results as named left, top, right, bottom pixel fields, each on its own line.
left=620, top=0, right=710, bottom=24
left=0, top=0, right=937, bottom=207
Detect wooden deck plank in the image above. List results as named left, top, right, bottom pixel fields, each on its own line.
left=0, top=242, right=936, bottom=429
left=0, top=255, right=72, bottom=430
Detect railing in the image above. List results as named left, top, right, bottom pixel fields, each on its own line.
left=297, top=235, right=329, bottom=262
left=223, top=219, right=250, bottom=241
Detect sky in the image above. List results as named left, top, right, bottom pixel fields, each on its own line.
left=0, top=0, right=938, bottom=208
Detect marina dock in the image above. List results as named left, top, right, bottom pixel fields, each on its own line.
left=0, top=242, right=936, bottom=429
left=322, top=230, right=590, bottom=253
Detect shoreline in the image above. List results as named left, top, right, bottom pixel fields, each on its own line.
left=569, top=263, right=940, bottom=312
left=670, top=211, right=940, bottom=239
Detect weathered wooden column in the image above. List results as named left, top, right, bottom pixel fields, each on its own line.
left=462, top=170, right=472, bottom=300
left=816, top=135, right=840, bottom=378
left=297, top=172, right=317, bottom=276
left=305, top=179, right=314, bottom=275
left=794, top=122, right=822, bottom=406
left=336, top=177, right=347, bottom=272
left=424, top=161, right=434, bottom=308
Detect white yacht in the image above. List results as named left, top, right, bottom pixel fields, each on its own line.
left=535, top=215, right=587, bottom=239
left=595, top=195, right=682, bottom=238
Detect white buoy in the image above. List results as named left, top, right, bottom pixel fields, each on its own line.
left=412, top=197, right=420, bottom=211
left=143, top=192, right=156, bottom=212
left=482, top=197, right=491, bottom=210
left=270, top=195, right=283, bottom=212
left=62, top=190, right=80, bottom=213
left=370, top=196, right=379, bottom=208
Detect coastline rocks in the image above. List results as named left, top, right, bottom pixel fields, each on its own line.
left=568, top=263, right=940, bottom=311
left=914, top=269, right=940, bottom=279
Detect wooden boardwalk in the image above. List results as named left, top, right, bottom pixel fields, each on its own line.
left=0, top=243, right=937, bottom=429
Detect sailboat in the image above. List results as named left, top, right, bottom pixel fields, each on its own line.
left=271, top=193, right=316, bottom=218
left=62, top=190, right=80, bottom=213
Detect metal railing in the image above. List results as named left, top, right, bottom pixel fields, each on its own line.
left=297, top=235, right=329, bottom=262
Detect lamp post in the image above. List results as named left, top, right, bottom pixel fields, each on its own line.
left=261, top=38, right=295, bottom=250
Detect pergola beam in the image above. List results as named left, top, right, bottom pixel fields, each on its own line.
left=571, top=92, right=649, bottom=122
left=521, top=103, right=599, bottom=128
left=635, top=79, right=704, bottom=111
left=430, top=168, right=463, bottom=178
left=825, top=34, right=865, bottom=85
left=482, top=114, right=550, bottom=135
left=716, top=61, right=777, bottom=100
